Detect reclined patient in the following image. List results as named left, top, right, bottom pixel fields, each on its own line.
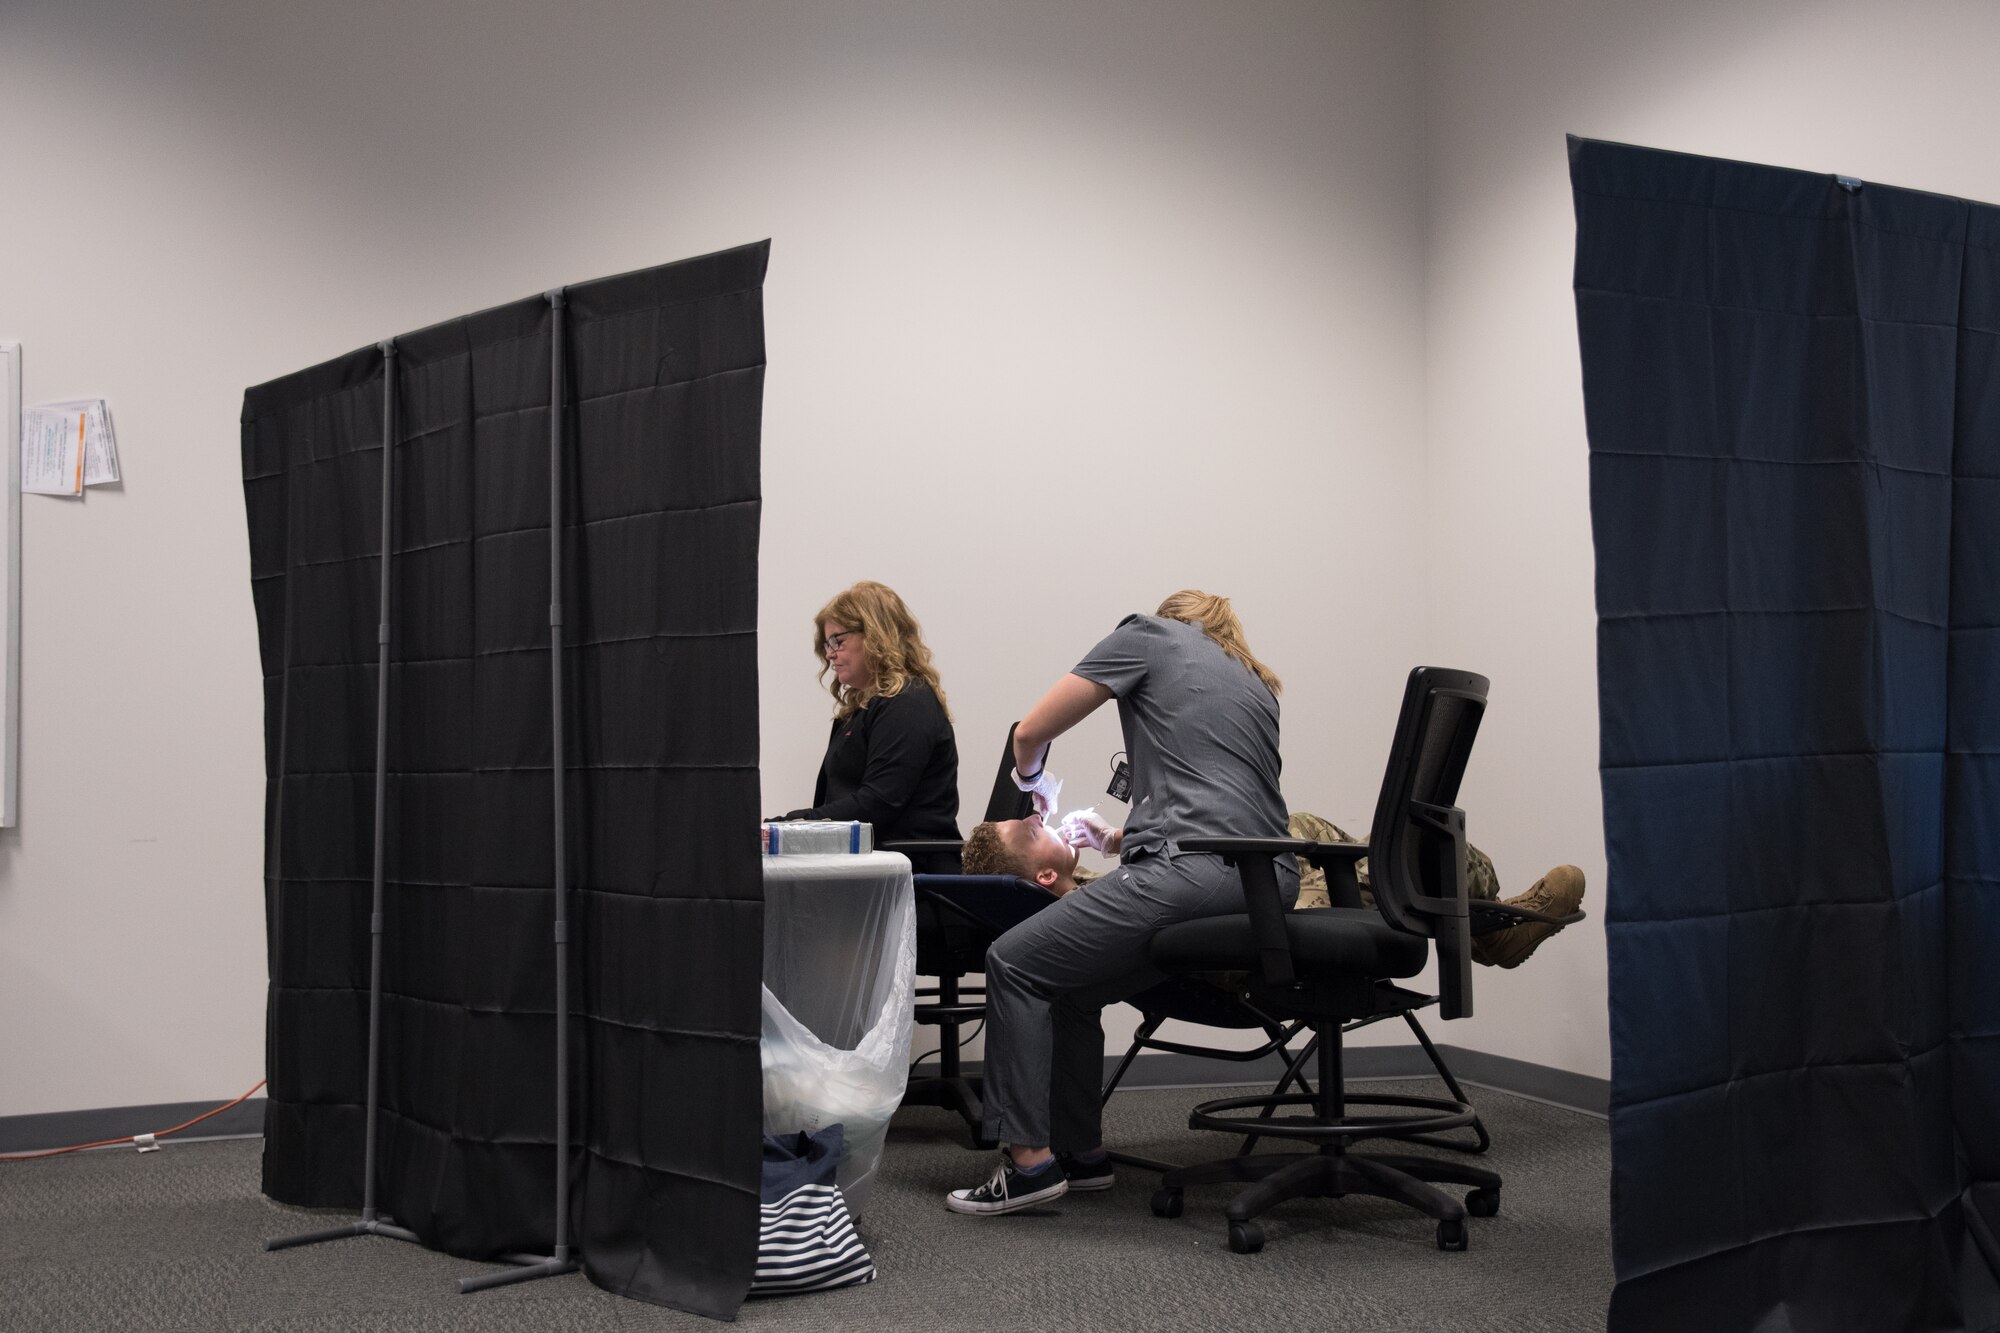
left=959, top=809, right=1583, bottom=970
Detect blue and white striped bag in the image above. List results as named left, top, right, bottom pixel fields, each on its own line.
left=750, top=1125, right=876, bottom=1297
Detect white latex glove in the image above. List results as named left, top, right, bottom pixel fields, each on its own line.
left=1011, top=767, right=1062, bottom=823
left=1058, top=808, right=1119, bottom=853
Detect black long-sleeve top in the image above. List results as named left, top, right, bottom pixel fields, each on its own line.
left=786, top=680, right=961, bottom=846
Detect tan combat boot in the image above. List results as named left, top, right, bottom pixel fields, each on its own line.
left=1470, top=865, right=1586, bottom=969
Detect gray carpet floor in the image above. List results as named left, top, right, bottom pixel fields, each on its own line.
left=0, top=1080, right=1611, bottom=1331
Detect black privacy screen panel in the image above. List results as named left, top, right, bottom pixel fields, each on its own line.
left=1573, top=138, right=2000, bottom=1332
left=241, top=242, right=768, bottom=1319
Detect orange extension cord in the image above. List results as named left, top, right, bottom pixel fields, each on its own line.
left=0, top=1079, right=267, bottom=1161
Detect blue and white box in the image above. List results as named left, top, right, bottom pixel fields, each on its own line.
left=761, top=821, right=873, bottom=855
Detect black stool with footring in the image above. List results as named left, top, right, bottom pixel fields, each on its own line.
left=1145, top=667, right=1578, bottom=1253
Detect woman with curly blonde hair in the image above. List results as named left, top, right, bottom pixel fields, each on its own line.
left=773, top=581, right=960, bottom=852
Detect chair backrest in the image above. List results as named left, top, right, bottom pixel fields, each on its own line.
left=915, top=874, right=1058, bottom=937
left=1363, top=666, right=1489, bottom=1019
left=981, top=722, right=1040, bottom=822
left=903, top=722, right=1057, bottom=975
left=890, top=723, right=1045, bottom=874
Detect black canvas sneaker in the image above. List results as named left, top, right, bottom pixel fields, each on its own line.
left=944, top=1152, right=1069, bottom=1215
left=1056, top=1152, right=1115, bottom=1191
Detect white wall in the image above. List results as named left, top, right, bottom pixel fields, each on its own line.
left=1421, top=0, right=2000, bottom=1077
left=20, top=0, right=1996, bottom=1120
left=0, top=0, right=1428, bottom=1117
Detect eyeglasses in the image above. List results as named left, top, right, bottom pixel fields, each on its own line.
left=823, top=629, right=858, bottom=654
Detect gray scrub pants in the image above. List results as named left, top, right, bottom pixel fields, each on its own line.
left=978, top=849, right=1300, bottom=1150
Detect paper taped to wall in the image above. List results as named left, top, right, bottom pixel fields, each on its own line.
left=21, top=405, right=83, bottom=494
left=21, top=399, right=118, bottom=494
left=43, top=400, right=119, bottom=486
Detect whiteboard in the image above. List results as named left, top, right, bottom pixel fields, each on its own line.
left=1, top=342, right=18, bottom=826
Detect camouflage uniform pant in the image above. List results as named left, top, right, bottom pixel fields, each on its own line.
left=1285, top=811, right=1500, bottom=911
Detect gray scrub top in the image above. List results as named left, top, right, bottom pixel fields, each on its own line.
left=1071, top=614, right=1290, bottom=860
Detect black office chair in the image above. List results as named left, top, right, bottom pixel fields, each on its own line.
left=1102, top=964, right=1489, bottom=1163
left=1146, top=666, right=1580, bottom=1254
left=894, top=717, right=1501, bottom=1160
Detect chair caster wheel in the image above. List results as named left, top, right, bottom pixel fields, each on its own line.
left=1465, top=1187, right=1500, bottom=1218
left=1227, top=1221, right=1264, bottom=1254
left=1150, top=1188, right=1183, bottom=1218
left=1436, top=1219, right=1469, bottom=1251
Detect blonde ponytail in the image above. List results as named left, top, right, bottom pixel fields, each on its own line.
left=1155, top=589, right=1281, bottom=696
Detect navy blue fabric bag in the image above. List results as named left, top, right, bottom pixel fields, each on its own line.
left=750, top=1126, right=876, bottom=1297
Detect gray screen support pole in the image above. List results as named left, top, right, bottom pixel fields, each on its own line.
left=460, top=290, right=581, bottom=1294
left=267, top=340, right=422, bottom=1255
left=0, top=341, right=19, bottom=827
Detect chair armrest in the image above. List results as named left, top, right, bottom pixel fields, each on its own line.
left=1184, top=837, right=1368, bottom=910
left=1468, top=900, right=1587, bottom=937
left=1297, top=840, right=1368, bottom=910
left=1178, top=837, right=1365, bottom=865
left=1296, top=841, right=1367, bottom=869
left=1179, top=838, right=1298, bottom=988
left=1179, top=836, right=1315, bottom=858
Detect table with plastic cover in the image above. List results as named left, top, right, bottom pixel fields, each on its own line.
left=760, top=850, right=917, bottom=1212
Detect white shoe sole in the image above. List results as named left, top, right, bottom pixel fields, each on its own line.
left=944, top=1178, right=1069, bottom=1215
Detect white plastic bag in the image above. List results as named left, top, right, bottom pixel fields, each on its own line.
left=760, top=859, right=917, bottom=1214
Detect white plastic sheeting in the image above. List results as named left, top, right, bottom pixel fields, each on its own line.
left=760, top=852, right=916, bottom=1214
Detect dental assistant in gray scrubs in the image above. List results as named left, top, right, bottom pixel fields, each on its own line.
left=944, top=590, right=1297, bottom=1216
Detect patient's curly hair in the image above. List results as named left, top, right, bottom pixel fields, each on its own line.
left=814, top=581, right=951, bottom=721
left=1155, top=589, right=1281, bottom=697
left=959, top=821, right=1032, bottom=880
